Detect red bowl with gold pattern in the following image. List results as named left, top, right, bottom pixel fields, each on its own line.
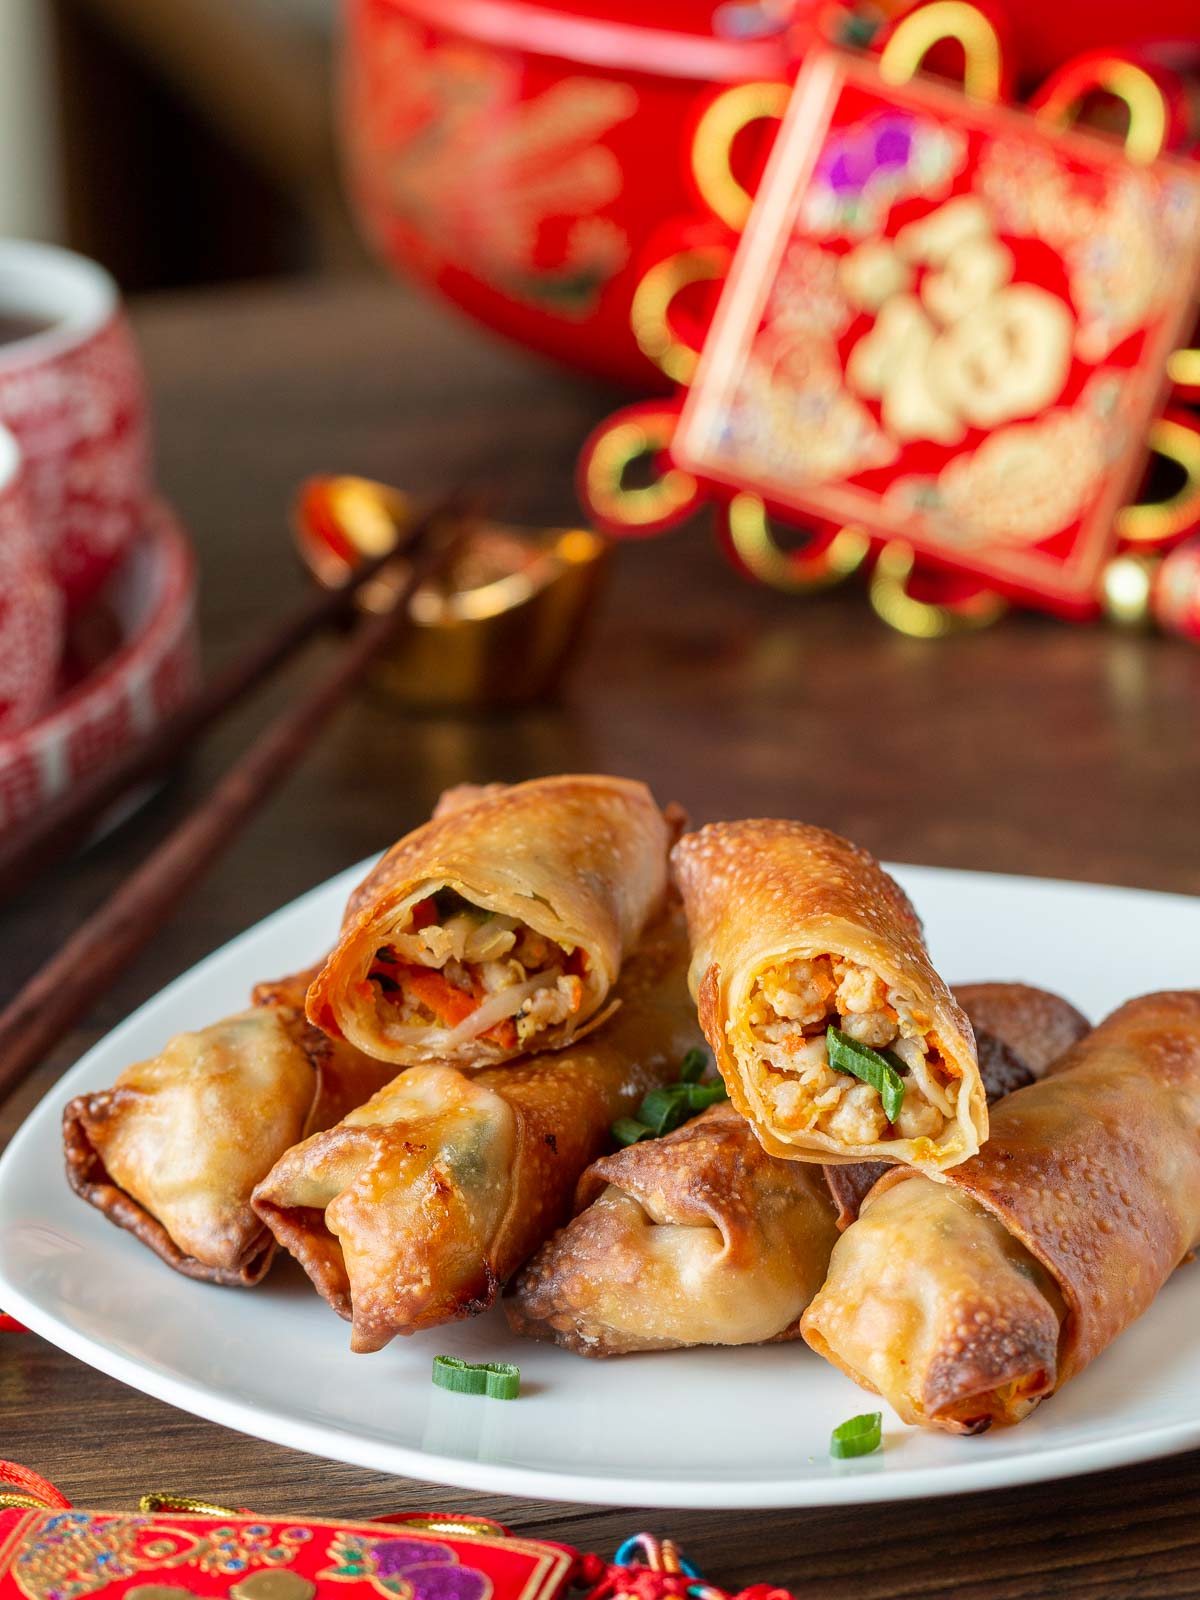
left=0, top=499, right=197, bottom=839
left=340, top=0, right=806, bottom=387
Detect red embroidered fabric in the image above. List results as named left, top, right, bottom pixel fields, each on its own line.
left=0, top=1463, right=795, bottom=1600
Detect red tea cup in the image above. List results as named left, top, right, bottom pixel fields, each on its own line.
left=0, top=424, right=63, bottom=736
left=0, top=241, right=151, bottom=616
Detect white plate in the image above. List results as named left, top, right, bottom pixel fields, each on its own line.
left=2, top=862, right=1200, bottom=1509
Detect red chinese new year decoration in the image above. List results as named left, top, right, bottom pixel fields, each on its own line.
left=578, top=1, right=1200, bottom=636
left=0, top=1463, right=796, bottom=1600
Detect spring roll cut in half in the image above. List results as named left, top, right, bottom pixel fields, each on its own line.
left=823, top=981, right=1089, bottom=1227
left=306, top=776, right=679, bottom=1067
left=253, top=909, right=702, bottom=1349
left=63, top=984, right=394, bottom=1285
left=507, top=981, right=1087, bottom=1354
left=802, top=991, right=1200, bottom=1433
left=673, top=821, right=985, bottom=1172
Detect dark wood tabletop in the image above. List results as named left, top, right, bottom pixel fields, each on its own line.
left=3, top=276, right=1200, bottom=1600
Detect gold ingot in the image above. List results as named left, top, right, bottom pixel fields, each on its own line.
left=293, top=476, right=609, bottom=711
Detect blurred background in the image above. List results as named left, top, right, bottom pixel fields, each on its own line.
left=2, top=0, right=354, bottom=288
left=3, top=0, right=1199, bottom=852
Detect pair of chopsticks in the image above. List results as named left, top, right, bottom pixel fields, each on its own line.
left=0, top=493, right=473, bottom=1102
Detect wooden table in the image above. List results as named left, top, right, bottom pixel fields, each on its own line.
left=4, top=277, right=1200, bottom=1600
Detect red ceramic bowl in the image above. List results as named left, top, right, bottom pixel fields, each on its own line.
left=0, top=499, right=198, bottom=840
left=340, top=0, right=1200, bottom=389
left=340, top=0, right=805, bottom=388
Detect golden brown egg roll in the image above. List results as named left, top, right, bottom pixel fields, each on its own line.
left=62, top=988, right=394, bottom=1286
left=506, top=1098, right=840, bottom=1355
left=802, top=991, right=1200, bottom=1433
left=672, top=821, right=985, bottom=1173
left=822, top=981, right=1089, bottom=1228
left=306, top=775, right=680, bottom=1069
left=252, top=909, right=702, bottom=1348
left=506, top=982, right=1086, bottom=1356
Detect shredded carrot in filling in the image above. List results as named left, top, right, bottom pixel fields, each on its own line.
left=364, top=890, right=588, bottom=1049
left=399, top=967, right=478, bottom=1029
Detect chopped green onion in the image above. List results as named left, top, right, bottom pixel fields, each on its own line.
left=638, top=1084, right=687, bottom=1134
left=684, top=1079, right=728, bottom=1112
left=678, top=1048, right=708, bottom=1084
left=612, top=1116, right=654, bottom=1147
left=432, top=1355, right=520, bottom=1400
left=830, top=1411, right=882, bottom=1459
left=610, top=1052, right=726, bottom=1146
left=826, top=1027, right=906, bottom=1123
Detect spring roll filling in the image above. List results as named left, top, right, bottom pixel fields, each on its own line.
left=745, top=955, right=958, bottom=1145
left=363, top=890, right=589, bottom=1051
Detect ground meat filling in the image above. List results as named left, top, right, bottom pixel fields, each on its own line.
left=743, top=955, right=956, bottom=1144
left=365, top=890, right=586, bottom=1050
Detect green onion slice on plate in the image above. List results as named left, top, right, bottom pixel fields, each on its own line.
left=830, top=1411, right=882, bottom=1459
left=432, top=1355, right=520, bottom=1400
left=826, top=1027, right=906, bottom=1123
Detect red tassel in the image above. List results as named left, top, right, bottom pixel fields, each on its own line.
left=0, top=1462, right=71, bottom=1508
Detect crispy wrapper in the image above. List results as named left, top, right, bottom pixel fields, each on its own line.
left=802, top=991, right=1200, bottom=1432
left=253, top=910, right=702, bottom=1349
left=672, top=820, right=985, bottom=1172
left=306, top=776, right=679, bottom=1068
left=506, top=982, right=1087, bottom=1356
left=506, top=1099, right=839, bottom=1355
left=63, top=985, right=394, bottom=1286
left=822, top=982, right=1089, bottom=1228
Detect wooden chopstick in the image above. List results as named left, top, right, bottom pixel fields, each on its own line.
left=0, top=492, right=470, bottom=902
left=0, top=506, right=469, bottom=1103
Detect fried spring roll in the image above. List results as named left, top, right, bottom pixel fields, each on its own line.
left=672, top=820, right=986, bottom=1173
left=507, top=1098, right=839, bottom=1355
left=822, top=981, right=1089, bottom=1227
left=63, top=985, right=394, bottom=1286
left=252, top=910, right=702, bottom=1348
left=802, top=991, right=1200, bottom=1433
left=306, top=775, right=679, bottom=1068
left=506, top=982, right=1087, bottom=1355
